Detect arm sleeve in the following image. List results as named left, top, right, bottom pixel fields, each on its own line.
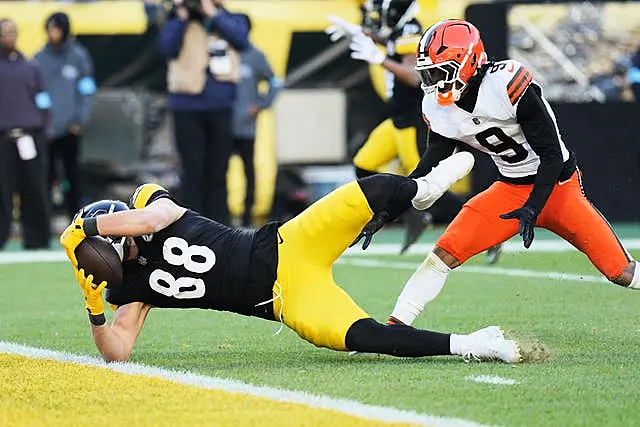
left=158, top=18, right=188, bottom=59
left=257, top=53, right=281, bottom=110
left=516, top=84, right=565, bottom=213
left=129, top=184, right=180, bottom=209
left=408, top=129, right=458, bottom=179
left=206, top=11, right=249, bottom=51
left=73, top=48, right=96, bottom=127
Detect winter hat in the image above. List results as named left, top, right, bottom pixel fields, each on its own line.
left=45, top=12, right=70, bottom=41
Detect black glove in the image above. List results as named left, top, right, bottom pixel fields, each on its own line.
left=350, top=211, right=391, bottom=250
left=500, top=205, right=538, bottom=249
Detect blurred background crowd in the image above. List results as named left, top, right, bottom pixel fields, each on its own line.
left=1, top=0, right=639, bottom=250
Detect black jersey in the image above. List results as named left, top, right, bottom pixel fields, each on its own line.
left=105, top=186, right=279, bottom=320
left=385, top=18, right=422, bottom=129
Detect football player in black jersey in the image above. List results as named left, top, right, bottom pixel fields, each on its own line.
left=60, top=153, right=521, bottom=364
left=326, top=0, right=502, bottom=262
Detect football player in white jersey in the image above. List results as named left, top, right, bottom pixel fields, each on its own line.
left=351, top=19, right=640, bottom=327
left=327, top=3, right=502, bottom=261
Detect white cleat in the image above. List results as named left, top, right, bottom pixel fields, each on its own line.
left=468, top=325, right=505, bottom=341
left=412, top=151, right=475, bottom=210
left=461, top=336, right=522, bottom=364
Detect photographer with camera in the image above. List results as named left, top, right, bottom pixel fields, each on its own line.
left=159, top=0, right=248, bottom=225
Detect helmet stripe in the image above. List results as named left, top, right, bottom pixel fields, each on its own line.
left=131, top=184, right=168, bottom=209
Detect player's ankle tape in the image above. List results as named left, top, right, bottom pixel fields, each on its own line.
left=83, top=218, right=99, bottom=236
left=88, top=313, right=106, bottom=326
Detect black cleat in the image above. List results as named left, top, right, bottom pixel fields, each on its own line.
left=486, top=243, right=503, bottom=265
left=400, top=208, right=432, bottom=254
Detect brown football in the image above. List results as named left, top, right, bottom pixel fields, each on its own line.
left=75, top=236, right=123, bottom=289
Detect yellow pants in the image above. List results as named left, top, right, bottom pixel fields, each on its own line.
left=353, top=119, right=420, bottom=175
left=272, top=182, right=373, bottom=351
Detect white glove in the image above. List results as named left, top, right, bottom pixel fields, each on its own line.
left=325, top=15, right=362, bottom=42
left=349, top=33, right=386, bottom=65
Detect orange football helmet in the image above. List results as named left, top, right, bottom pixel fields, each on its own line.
left=415, top=19, right=487, bottom=106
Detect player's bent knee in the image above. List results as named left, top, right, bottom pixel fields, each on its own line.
left=433, top=246, right=460, bottom=269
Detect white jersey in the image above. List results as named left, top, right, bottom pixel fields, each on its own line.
left=421, top=59, right=570, bottom=179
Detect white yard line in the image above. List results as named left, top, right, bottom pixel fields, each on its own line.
left=0, top=250, right=67, bottom=264
left=344, top=238, right=640, bottom=256
left=0, top=341, right=491, bottom=427
left=339, top=258, right=607, bottom=284
left=466, top=375, right=518, bottom=386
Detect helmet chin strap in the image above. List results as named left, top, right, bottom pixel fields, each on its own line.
left=436, top=90, right=456, bottom=106
left=112, top=242, right=125, bottom=263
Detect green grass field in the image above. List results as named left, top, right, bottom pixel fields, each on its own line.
left=1, top=227, right=640, bottom=426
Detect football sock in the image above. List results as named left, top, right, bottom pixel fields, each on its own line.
left=390, top=251, right=450, bottom=325
left=357, top=173, right=417, bottom=217
left=629, top=261, right=640, bottom=289
left=449, top=334, right=467, bottom=356
left=345, top=318, right=452, bottom=357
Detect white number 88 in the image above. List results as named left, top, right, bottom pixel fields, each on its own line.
left=148, top=237, right=216, bottom=299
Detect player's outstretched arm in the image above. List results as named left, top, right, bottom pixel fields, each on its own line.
left=91, top=302, right=151, bottom=363
left=348, top=33, right=420, bottom=88
left=74, top=268, right=150, bottom=362
left=381, top=53, right=421, bottom=88
left=94, top=198, right=187, bottom=237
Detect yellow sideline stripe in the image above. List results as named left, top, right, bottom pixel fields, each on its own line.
left=0, top=354, right=415, bottom=427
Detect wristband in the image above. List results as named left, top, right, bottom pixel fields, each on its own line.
left=88, top=313, right=106, bottom=326
left=83, top=217, right=99, bottom=236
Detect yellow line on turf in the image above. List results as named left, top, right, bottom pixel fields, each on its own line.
left=0, top=354, right=413, bottom=427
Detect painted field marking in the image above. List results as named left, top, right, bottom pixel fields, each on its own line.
left=0, top=250, right=67, bottom=264
left=0, top=341, right=492, bottom=427
left=344, top=238, right=640, bottom=256
left=338, top=258, right=607, bottom=284
left=466, top=375, right=518, bottom=386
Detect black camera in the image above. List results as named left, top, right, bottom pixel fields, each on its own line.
left=161, top=0, right=203, bottom=21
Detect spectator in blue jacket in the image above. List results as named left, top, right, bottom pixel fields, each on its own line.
left=0, top=19, right=51, bottom=250
left=232, top=14, right=281, bottom=227
left=35, top=12, right=95, bottom=220
left=159, top=0, right=248, bottom=225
